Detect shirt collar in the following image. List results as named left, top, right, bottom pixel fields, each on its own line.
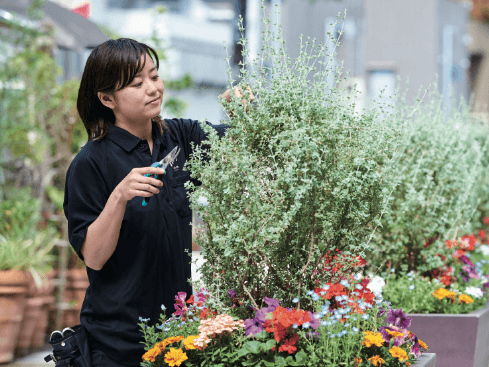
left=105, top=121, right=163, bottom=152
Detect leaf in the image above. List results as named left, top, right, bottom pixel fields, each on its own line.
left=244, top=340, right=264, bottom=354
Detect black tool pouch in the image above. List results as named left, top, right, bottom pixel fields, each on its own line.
left=44, top=325, right=92, bottom=367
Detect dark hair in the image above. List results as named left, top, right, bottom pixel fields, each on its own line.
left=77, top=38, right=168, bottom=141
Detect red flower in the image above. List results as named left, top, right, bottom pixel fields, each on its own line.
left=278, top=334, right=299, bottom=354
left=461, top=235, right=477, bottom=251
left=484, top=217, right=489, bottom=225
left=479, top=230, right=486, bottom=238
left=187, top=295, right=195, bottom=304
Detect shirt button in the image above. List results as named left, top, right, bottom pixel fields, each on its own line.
left=140, top=144, right=145, bottom=149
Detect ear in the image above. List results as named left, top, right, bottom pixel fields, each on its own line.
left=97, top=92, right=116, bottom=110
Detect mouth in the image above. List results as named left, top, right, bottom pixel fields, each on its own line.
left=147, top=97, right=160, bottom=105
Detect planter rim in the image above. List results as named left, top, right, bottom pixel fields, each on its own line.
left=407, top=299, right=489, bottom=318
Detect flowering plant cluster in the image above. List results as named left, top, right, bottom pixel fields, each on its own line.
left=138, top=277, right=428, bottom=366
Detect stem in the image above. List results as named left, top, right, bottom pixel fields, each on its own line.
left=242, top=283, right=259, bottom=310
left=297, top=211, right=315, bottom=309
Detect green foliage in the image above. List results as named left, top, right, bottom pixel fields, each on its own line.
left=368, top=79, right=489, bottom=274
left=0, top=187, right=41, bottom=237
left=186, top=11, right=412, bottom=308
left=382, top=271, right=488, bottom=314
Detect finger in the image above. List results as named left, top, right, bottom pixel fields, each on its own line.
left=141, top=175, right=164, bottom=187
left=137, top=183, right=160, bottom=195
left=136, top=167, right=166, bottom=176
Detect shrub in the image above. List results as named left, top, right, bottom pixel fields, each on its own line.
left=186, top=11, right=412, bottom=308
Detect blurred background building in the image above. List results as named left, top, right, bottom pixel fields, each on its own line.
left=3, top=0, right=488, bottom=120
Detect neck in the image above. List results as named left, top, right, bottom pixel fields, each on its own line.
left=115, top=119, right=153, bottom=142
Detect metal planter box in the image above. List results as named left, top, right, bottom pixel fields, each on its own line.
left=413, top=353, right=436, bottom=367
left=407, top=303, right=489, bottom=367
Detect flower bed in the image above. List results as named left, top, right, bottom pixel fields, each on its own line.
left=138, top=278, right=430, bottom=367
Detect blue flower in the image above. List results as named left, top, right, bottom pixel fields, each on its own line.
left=352, top=327, right=359, bottom=333
left=312, top=293, right=320, bottom=301
left=340, top=280, right=350, bottom=287
left=292, top=297, right=299, bottom=303
left=164, top=327, right=170, bottom=332
left=314, top=313, right=323, bottom=319
left=320, top=291, right=327, bottom=295
left=362, top=314, right=370, bottom=320
left=321, top=320, right=329, bottom=326
left=180, top=321, right=186, bottom=326
left=157, top=325, right=163, bottom=330
left=344, top=315, right=350, bottom=319
left=353, top=317, right=357, bottom=320
left=355, top=284, right=363, bottom=290
left=344, top=323, right=351, bottom=327
left=391, top=268, right=396, bottom=272
left=466, top=253, right=472, bottom=258
left=189, top=319, right=194, bottom=323
left=330, top=334, right=336, bottom=338
left=161, top=304, right=166, bottom=311
left=335, top=295, right=342, bottom=301
left=409, top=285, right=415, bottom=290
left=353, top=274, right=362, bottom=281
left=292, top=323, right=298, bottom=329
left=307, top=290, right=314, bottom=296
left=481, top=259, right=487, bottom=264
left=342, top=295, right=349, bottom=301
left=323, top=284, right=330, bottom=290
left=303, top=322, right=310, bottom=329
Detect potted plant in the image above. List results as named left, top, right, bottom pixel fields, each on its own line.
left=0, top=187, right=57, bottom=362
left=379, top=227, right=489, bottom=367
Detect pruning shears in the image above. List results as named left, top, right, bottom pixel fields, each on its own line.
left=142, top=146, right=181, bottom=207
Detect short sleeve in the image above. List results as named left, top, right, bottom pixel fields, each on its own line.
left=63, top=147, right=109, bottom=261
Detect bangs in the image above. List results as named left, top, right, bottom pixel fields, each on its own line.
left=96, top=38, right=160, bottom=93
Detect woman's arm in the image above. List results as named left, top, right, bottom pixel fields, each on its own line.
left=80, top=166, right=165, bottom=270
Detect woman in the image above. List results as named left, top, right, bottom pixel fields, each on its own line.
left=63, top=38, right=249, bottom=367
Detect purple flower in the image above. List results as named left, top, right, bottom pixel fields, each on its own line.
left=379, top=325, right=407, bottom=347
left=460, top=255, right=474, bottom=266
left=462, top=265, right=480, bottom=280
left=244, top=318, right=263, bottom=336
left=228, top=289, right=236, bottom=298
left=377, top=307, right=387, bottom=318
left=263, top=296, right=280, bottom=308
left=385, top=308, right=412, bottom=329
left=410, top=336, right=421, bottom=357
left=305, top=331, right=320, bottom=340
left=307, top=311, right=320, bottom=330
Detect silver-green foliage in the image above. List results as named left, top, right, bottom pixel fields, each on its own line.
left=370, top=81, right=489, bottom=274
left=186, top=11, right=409, bottom=307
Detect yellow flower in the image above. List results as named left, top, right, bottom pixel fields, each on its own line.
left=362, top=331, right=385, bottom=347
left=368, top=355, right=386, bottom=366
left=387, top=329, right=405, bottom=338
left=164, top=348, right=188, bottom=367
left=418, top=339, right=428, bottom=350
left=389, top=346, right=408, bottom=362
left=142, top=346, right=161, bottom=362
left=458, top=294, right=474, bottom=304
left=183, top=335, right=199, bottom=350
left=432, top=288, right=456, bottom=300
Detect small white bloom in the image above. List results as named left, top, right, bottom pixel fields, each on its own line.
left=367, top=276, right=386, bottom=293
left=480, top=245, right=489, bottom=257
left=409, top=285, right=415, bottom=290
left=465, top=286, right=484, bottom=299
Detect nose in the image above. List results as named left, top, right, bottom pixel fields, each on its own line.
left=146, top=80, right=158, bottom=95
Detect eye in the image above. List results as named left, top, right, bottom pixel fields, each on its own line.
left=152, top=75, right=159, bottom=80
left=133, top=82, right=142, bottom=87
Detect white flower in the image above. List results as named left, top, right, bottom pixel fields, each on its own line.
left=465, top=286, right=483, bottom=299
left=480, top=245, right=489, bottom=257
left=367, top=275, right=385, bottom=293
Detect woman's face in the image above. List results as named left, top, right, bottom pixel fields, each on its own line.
left=100, top=54, right=164, bottom=126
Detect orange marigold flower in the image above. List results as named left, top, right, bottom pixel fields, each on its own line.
left=389, top=346, right=408, bottom=362
left=405, top=362, right=411, bottom=366
left=362, top=331, right=385, bottom=347
left=458, top=294, right=474, bottom=304
left=354, top=357, right=362, bottom=366
left=157, top=335, right=185, bottom=350
left=164, top=348, right=188, bottom=367
left=368, top=355, right=386, bottom=366
left=183, top=335, right=199, bottom=350
left=419, top=339, right=428, bottom=350
left=432, top=288, right=456, bottom=300
left=142, top=347, right=161, bottom=362
left=387, top=329, right=405, bottom=338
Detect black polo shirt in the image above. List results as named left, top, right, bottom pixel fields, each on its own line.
left=63, top=119, right=226, bottom=366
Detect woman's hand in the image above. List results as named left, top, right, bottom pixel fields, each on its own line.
left=222, top=86, right=255, bottom=114
left=114, top=167, right=165, bottom=202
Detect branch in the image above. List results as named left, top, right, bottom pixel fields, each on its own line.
left=297, top=210, right=315, bottom=310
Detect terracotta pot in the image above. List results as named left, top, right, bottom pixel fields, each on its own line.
left=30, top=271, right=56, bottom=350
left=0, top=270, right=28, bottom=363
